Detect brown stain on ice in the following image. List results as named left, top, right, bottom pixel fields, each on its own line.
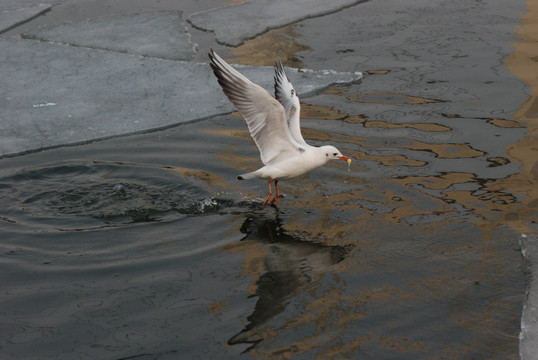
left=226, top=0, right=249, bottom=4
left=231, top=24, right=310, bottom=67
left=501, top=0, right=538, bottom=235
left=349, top=93, right=445, bottom=105
left=364, top=121, right=451, bottom=132
left=207, top=301, right=228, bottom=313
left=488, top=118, right=525, bottom=128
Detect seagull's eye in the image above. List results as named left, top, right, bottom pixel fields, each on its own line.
left=291, top=89, right=295, bottom=97
left=326, top=153, right=328, bottom=157
left=333, top=153, right=337, bottom=156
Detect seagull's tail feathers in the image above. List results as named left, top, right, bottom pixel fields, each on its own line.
left=237, top=171, right=259, bottom=180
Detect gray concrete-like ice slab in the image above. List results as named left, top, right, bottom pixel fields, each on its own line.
left=520, top=234, right=538, bottom=360
left=0, top=3, right=50, bottom=34
left=0, top=38, right=361, bottom=157
left=187, top=0, right=365, bottom=47
left=22, top=11, right=197, bottom=60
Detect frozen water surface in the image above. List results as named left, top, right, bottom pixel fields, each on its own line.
left=0, top=3, right=50, bottom=34
left=22, top=12, right=197, bottom=60
left=520, top=234, right=538, bottom=359
left=0, top=38, right=360, bottom=157
left=188, top=0, right=366, bottom=46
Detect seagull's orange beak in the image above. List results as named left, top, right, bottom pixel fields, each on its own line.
left=339, top=155, right=352, bottom=171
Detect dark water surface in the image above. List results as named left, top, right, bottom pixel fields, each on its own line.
left=0, top=111, right=527, bottom=359
left=1, top=0, right=534, bottom=359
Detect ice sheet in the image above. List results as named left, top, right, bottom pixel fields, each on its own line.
left=0, top=38, right=361, bottom=157
left=187, top=0, right=366, bottom=46
left=0, top=3, right=50, bottom=34
left=520, top=234, right=538, bottom=360
left=21, top=12, right=197, bottom=61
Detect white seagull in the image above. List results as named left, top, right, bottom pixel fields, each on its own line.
left=209, top=50, right=351, bottom=206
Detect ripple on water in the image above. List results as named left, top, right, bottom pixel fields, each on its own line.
left=0, top=160, right=252, bottom=232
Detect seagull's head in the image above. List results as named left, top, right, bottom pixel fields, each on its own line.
left=322, top=145, right=351, bottom=164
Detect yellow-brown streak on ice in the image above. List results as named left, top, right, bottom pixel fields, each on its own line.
left=501, top=0, right=538, bottom=234
left=281, top=170, right=512, bottom=245
left=348, top=93, right=445, bottom=104
left=303, top=95, right=450, bottom=131
left=207, top=301, right=228, bottom=313
left=343, top=114, right=367, bottom=124
left=394, top=172, right=519, bottom=215
left=347, top=148, right=427, bottom=166
left=397, top=173, right=476, bottom=190
left=488, top=118, right=525, bottom=128
left=393, top=171, right=526, bottom=232
left=382, top=140, right=484, bottom=159
left=328, top=129, right=484, bottom=159
left=226, top=0, right=249, bottom=5
left=282, top=182, right=454, bottom=244
left=322, top=87, right=450, bottom=132
left=366, top=69, right=391, bottom=75
left=301, top=104, right=448, bottom=132
left=323, top=85, right=352, bottom=95
left=364, top=121, right=452, bottom=132
left=300, top=103, right=347, bottom=120
left=487, top=157, right=510, bottom=167
left=231, top=24, right=310, bottom=67
left=300, top=128, right=340, bottom=142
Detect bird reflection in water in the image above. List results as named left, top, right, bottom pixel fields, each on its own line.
left=228, top=211, right=350, bottom=351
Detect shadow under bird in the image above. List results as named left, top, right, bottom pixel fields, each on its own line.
left=208, top=50, right=351, bottom=205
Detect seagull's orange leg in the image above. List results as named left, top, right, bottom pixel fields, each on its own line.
left=263, top=178, right=273, bottom=206
left=270, top=180, right=280, bottom=204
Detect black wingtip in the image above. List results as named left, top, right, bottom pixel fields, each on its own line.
left=209, top=49, right=219, bottom=65
left=237, top=176, right=244, bottom=180
left=276, top=60, right=289, bottom=78
left=274, top=60, right=284, bottom=78
left=274, top=60, right=288, bottom=99
left=208, top=48, right=220, bottom=66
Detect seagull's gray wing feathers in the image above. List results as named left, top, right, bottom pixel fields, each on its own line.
left=274, top=61, right=307, bottom=146
left=209, top=50, right=304, bottom=165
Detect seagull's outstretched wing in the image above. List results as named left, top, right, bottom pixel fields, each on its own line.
left=274, top=61, right=307, bottom=146
left=209, top=50, right=304, bottom=165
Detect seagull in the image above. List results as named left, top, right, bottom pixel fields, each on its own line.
left=208, top=49, right=351, bottom=206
